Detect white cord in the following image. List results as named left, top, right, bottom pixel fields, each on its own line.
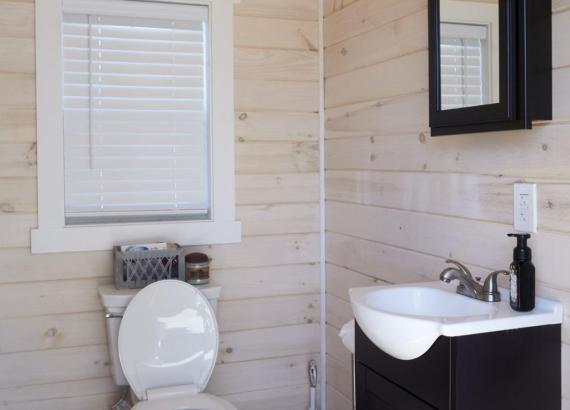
left=308, top=386, right=317, bottom=410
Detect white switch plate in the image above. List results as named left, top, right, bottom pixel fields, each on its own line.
left=513, top=183, right=537, bottom=233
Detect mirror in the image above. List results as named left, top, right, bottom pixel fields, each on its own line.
left=428, top=0, right=552, bottom=136
left=439, top=0, right=500, bottom=110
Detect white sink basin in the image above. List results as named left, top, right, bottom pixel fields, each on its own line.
left=350, top=281, right=563, bottom=360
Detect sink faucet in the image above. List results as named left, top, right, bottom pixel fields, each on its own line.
left=440, top=259, right=509, bottom=302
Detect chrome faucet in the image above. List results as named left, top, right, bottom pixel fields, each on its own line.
left=440, top=259, right=509, bottom=302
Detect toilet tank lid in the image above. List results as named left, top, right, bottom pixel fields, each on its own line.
left=99, top=281, right=221, bottom=309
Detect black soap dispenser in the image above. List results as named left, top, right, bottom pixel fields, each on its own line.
left=507, top=233, right=535, bottom=312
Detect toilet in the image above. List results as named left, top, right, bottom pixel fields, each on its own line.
left=99, top=280, right=236, bottom=410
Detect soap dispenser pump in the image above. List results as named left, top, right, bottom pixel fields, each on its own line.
left=508, top=233, right=535, bottom=312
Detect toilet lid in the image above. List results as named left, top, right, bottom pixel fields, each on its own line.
left=118, top=280, right=218, bottom=400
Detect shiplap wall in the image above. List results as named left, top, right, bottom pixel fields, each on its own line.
left=0, top=0, right=321, bottom=409
left=323, top=0, right=570, bottom=408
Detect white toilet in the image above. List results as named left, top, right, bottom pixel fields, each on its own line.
left=99, top=280, right=236, bottom=410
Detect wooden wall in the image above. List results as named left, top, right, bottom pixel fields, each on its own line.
left=0, top=0, right=321, bottom=409
left=323, top=0, right=570, bottom=409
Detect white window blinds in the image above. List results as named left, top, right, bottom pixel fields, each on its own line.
left=62, top=5, right=211, bottom=225
left=440, top=23, right=488, bottom=110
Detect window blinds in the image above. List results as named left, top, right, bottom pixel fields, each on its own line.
left=62, top=7, right=211, bottom=224
left=440, top=23, right=488, bottom=110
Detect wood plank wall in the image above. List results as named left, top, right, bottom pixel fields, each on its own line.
left=323, top=0, right=570, bottom=408
left=0, top=0, right=321, bottom=409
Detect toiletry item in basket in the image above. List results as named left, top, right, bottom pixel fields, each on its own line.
left=186, top=252, right=211, bottom=285
left=120, top=242, right=168, bottom=252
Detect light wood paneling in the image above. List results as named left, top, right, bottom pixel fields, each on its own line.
left=191, top=233, right=320, bottom=269
left=326, top=123, right=570, bottom=179
left=0, top=2, right=34, bottom=39
left=325, top=50, right=428, bottom=108
left=221, top=384, right=311, bottom=410
left=0, top=377, right=118, bottom=405
left=213, top=263, right=320, bottom=300
left=0, top=311, right=105, bottom=354
left=0, top=392, right=121, bottom=410
left=0, top=344, right=111, bottom=388
left=0, top=109, right=36, bottom=143
left=235, top=111, right=319, bottom=142
left=326, top=384, right=353, bottom=410
left=325, top=9, right=427, bottom=78
left=326, top=231, right=454, bottom=284
left=326, top=354, right=352, bottom=400
left=552, top=67, right=570, bottom=120
left=208, top=354, right=319, bottom=396
left=326, top=293, right=352, bottom=330
left=0, top=142, right=36, bottom=177
left=218, top=323, right=320, bottom=363
left=0, top=38, right=34, bottom=74
left=326, top=323, right=351, bottom=365
left=554, top=0, right=570, bottom=13
left=553, top=9, right=570, bottom=68
left=236, top=48, right=318, bottom=81
left=218, top=294, right=320, bottom=332
left=324, top=0, right=426, bottom=47
left=236, top=79, right=320, bottom=112
left=235, top=0, right=317, bottom=21
left=0, top=73, right=34, bottom=109
left=238, top=203, right=320, bottom=236
left=236, top=173, right=320, bottom=205
left=325, top=91, right=429, bottom=137
left=327, top=201, right=570, bottom=290
left=326, top=262, right=386, bottom=302
left=0, top=177, right=36, bottom=213
left=0, top=1, right=321, bottom=409
left=326, top=170, right=570, bottom=233
left=0, top=248, right=112, bottom=284
left=0, top=213, right=35, bottom=248
left=236, top=141, right=319, bottom=174
left=0, top=278, right=109, bottom=319
left=235, top=16, right=318, bottom=51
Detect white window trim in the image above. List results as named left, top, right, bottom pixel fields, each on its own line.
left=32, top=0, right=241, bottom=253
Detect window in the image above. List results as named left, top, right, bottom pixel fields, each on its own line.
left=440, top=22, right=492, bottom=110
left=33, top=0, right=240, bottom=253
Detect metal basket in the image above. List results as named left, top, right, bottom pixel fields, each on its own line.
left=113, top=244, right=185, bottom=289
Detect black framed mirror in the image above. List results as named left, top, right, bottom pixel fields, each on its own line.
left=428, top=0, right=552, bottom=136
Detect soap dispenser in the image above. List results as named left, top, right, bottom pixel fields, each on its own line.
left=508, top=233, right=535, bottom=312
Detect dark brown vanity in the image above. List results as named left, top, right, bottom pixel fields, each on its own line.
left=355, top=323, right=561, bottom=410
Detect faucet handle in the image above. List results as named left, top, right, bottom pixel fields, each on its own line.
left=483, top=270, right=510, bottom=301
left=445, top=259, right=473, bottom=278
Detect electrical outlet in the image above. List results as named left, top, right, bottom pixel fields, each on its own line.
left=513, top=183, right=537, bottom=233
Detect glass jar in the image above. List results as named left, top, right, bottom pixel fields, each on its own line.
left=185, top=252, right=210, bottom=285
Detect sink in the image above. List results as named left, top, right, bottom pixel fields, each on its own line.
left=350, top=281, right=563, bottom=360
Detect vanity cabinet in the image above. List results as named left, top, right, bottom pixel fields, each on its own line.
left=355, top=323, right=561, bottom=410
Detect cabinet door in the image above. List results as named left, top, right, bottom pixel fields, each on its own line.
left=355, top=323, right=450, bottom=409
left=356, top=364, right=437, bottom=410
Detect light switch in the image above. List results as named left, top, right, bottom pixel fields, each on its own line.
left=513, top=183, right=537, bottom=233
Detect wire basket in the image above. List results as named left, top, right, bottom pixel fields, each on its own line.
left=114, top=244, right=185, bottom=289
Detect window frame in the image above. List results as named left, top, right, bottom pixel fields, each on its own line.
left=32, top=0, right=241, bottom=253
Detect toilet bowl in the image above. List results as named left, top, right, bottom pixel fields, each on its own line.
left=114, top=280, right=236, bottom=410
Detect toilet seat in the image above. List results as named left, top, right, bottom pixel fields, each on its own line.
left=131, top=393, right=235, bottom=410
left=118, top=280, right=224, bottom=404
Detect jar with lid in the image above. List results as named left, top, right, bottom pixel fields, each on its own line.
left=185, top=252, right=210, bottom=285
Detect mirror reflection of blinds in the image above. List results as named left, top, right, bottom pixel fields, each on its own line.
left=62, top=9, right=211, bottom=225
left=440, top=22, right=488, bottom=110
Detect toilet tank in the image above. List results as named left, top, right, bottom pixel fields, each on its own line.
left=98, top=282, right=222, bottom=386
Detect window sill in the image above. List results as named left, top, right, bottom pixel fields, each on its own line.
left=31, top=220, right=242, bottom=253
